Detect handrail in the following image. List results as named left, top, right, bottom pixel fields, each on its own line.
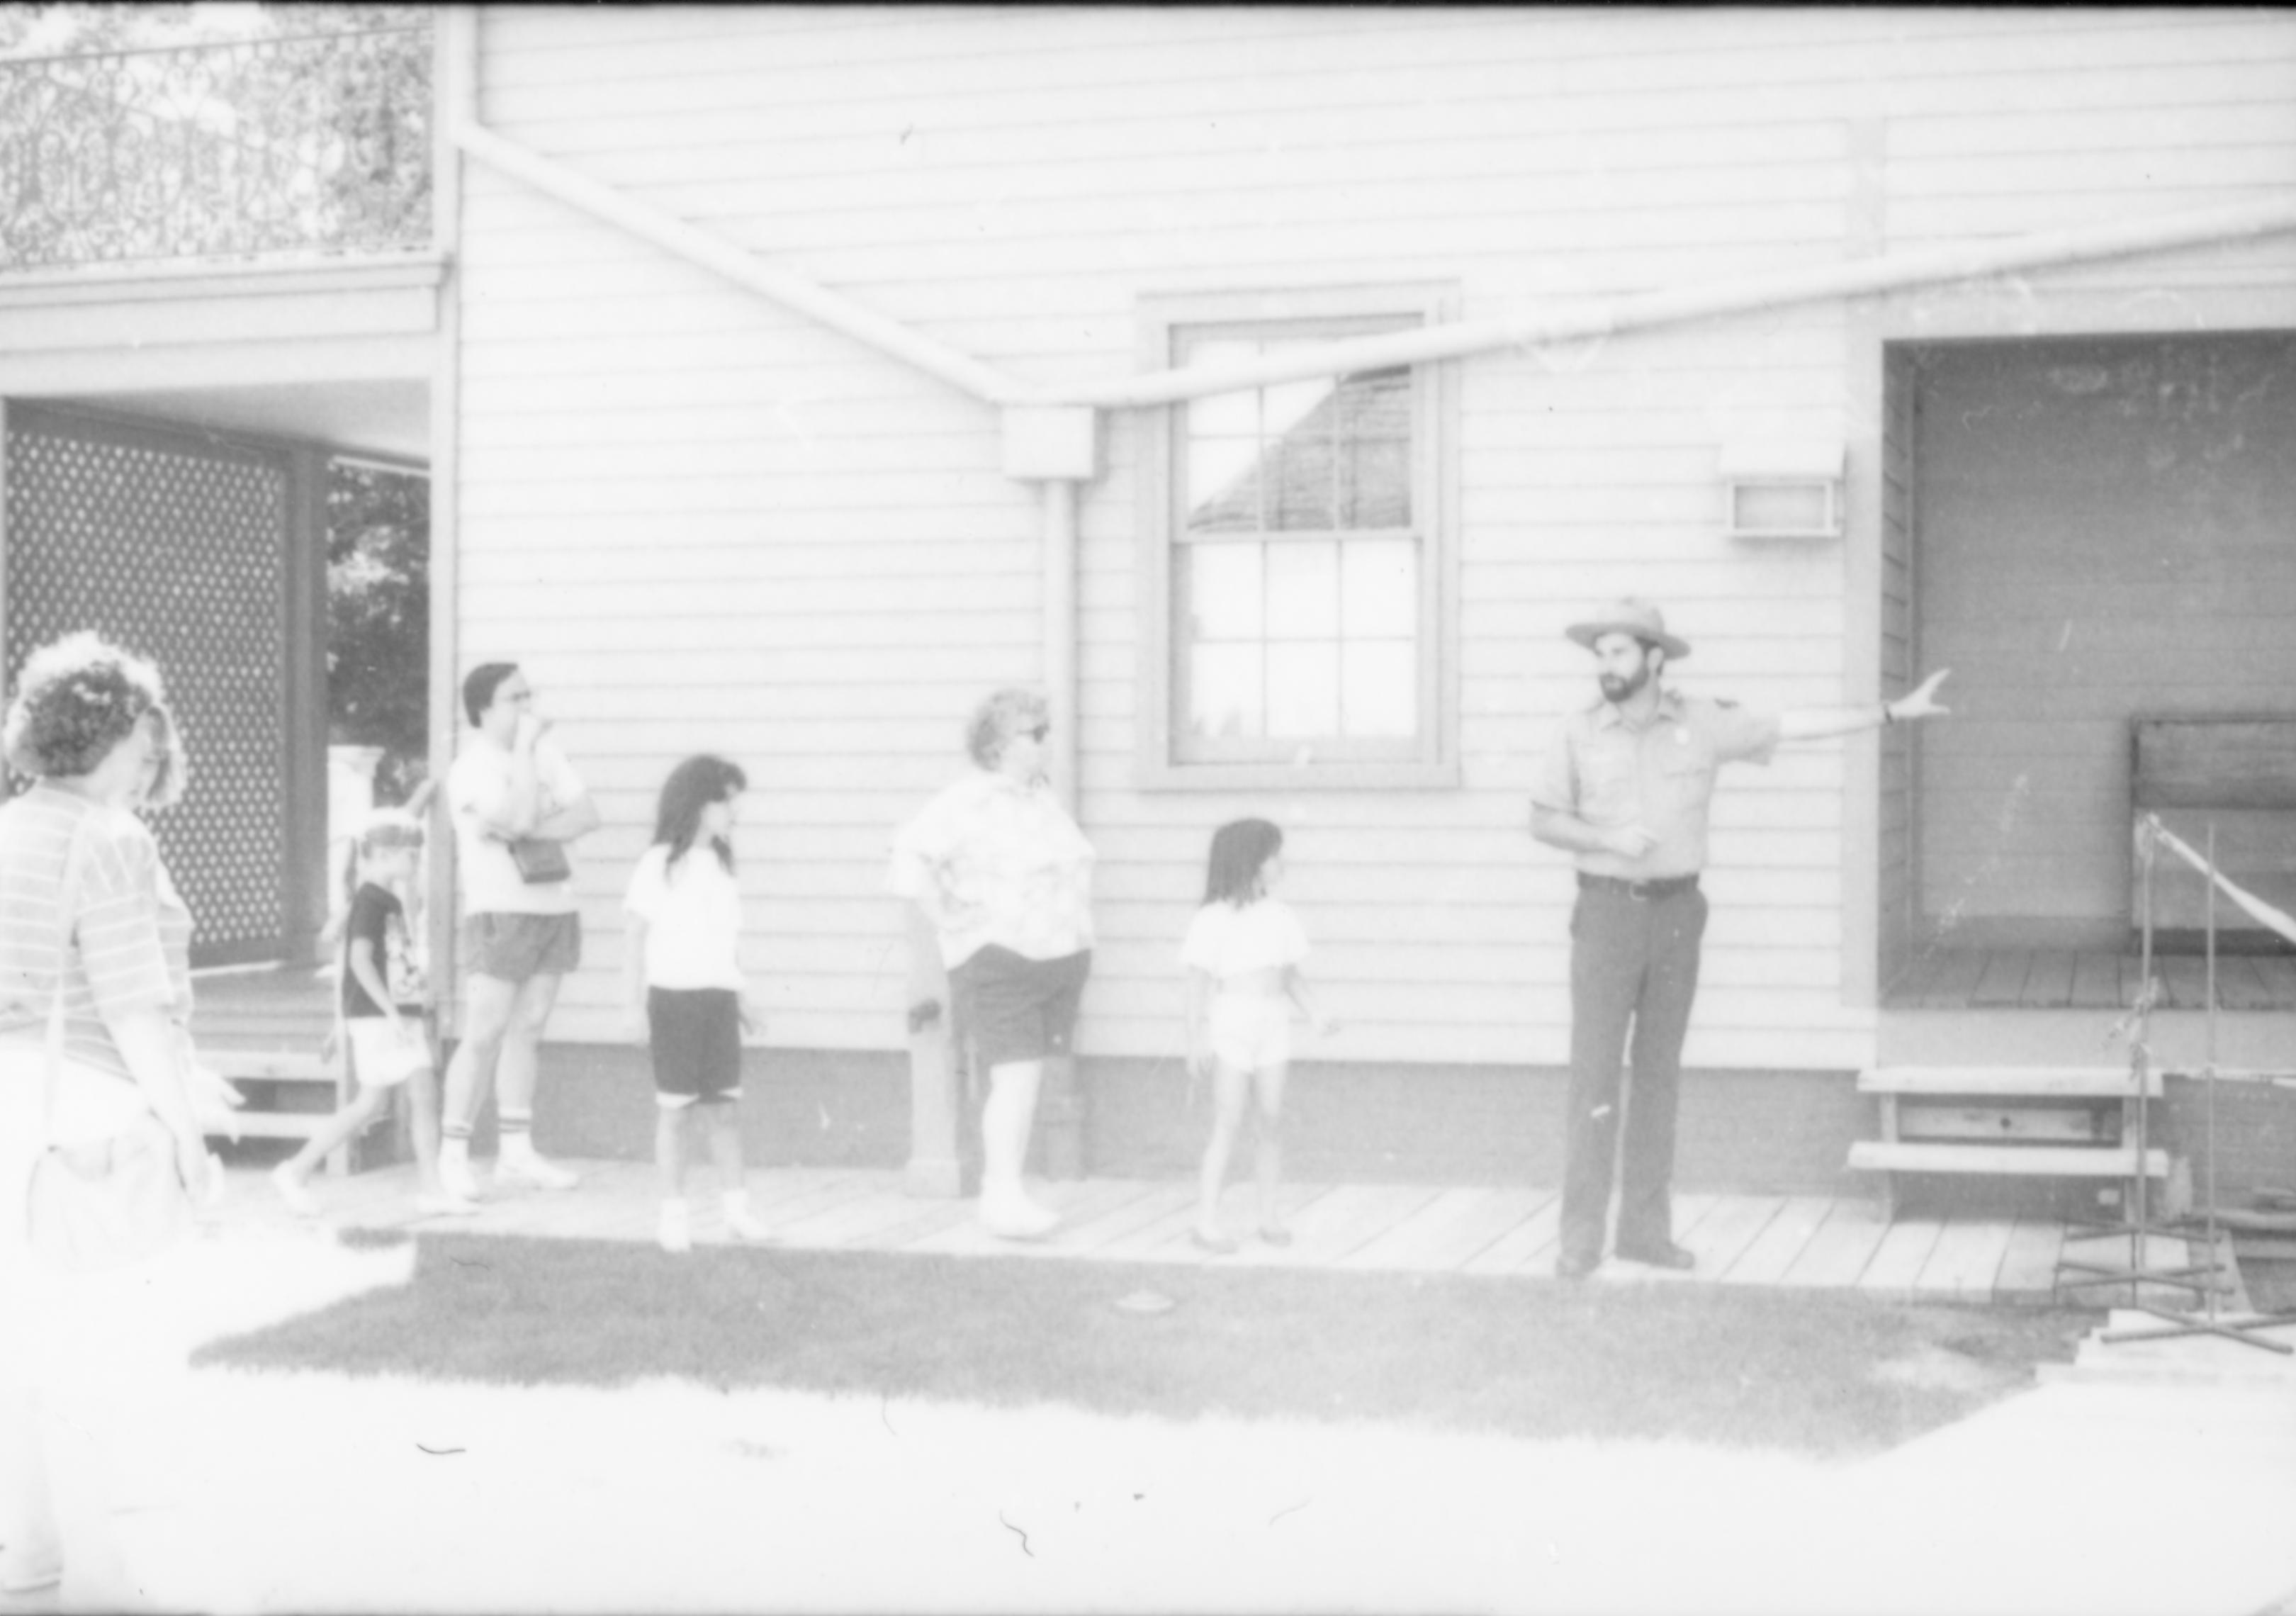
left=453, top=113, right=2296, bottom=420
left=1047, top=195, right=2296, bottom=410
left=0, top=23, right=424, bottom=72
left=0, top=25, right=433, bottom=269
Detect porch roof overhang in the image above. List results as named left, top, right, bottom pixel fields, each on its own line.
left=0, top=254, right=445, bottom=461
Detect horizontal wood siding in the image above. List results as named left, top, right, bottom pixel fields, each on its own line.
left=462, top=8, right=2296, bottom=1068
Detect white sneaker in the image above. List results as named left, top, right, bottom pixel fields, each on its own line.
left=978, top=1186, right=1059, bottom=1241
left=271, top=1162, right=320, bottom=1218
left=495, top=1152, right=580, bottom=1191
left=439, top=1156, right=483, bottom=1203
left=414, top=1191, right=480, bottom=1217
left=658, top=1203, right=692, bottom=1255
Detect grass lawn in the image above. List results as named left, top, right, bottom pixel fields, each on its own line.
left=194, top=1233, right=2093, bottom=1459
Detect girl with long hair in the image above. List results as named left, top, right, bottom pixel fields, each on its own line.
left=1180, top=818, right=1335, bottom=1253
left=621, top=754, right=770, bottom=1252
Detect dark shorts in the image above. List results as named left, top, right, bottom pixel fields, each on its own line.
left=949, top=946, right=1091, bottom=1070
left=461, top=911, right=582, bottom=984
left=648, top=987, right=743, bottom=1107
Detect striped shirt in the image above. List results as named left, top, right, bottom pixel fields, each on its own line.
left=0, top=782, right=193, bottom=1079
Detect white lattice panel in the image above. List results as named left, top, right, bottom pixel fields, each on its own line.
left=5, top=414, right=288, bottom=963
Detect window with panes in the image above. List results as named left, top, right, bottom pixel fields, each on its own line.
left=1169, top=316, right=1431, bottom=766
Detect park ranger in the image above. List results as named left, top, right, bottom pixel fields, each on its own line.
left=1530, top=599, right=1950, bottom=1281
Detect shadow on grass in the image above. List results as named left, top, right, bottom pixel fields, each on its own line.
left=194, top=1233, right=2093, bottom=1459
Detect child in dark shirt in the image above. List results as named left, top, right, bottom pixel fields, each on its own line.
left=272, top=811, right=471, bottom=1218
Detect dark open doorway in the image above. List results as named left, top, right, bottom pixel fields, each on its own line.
left=1882, top=332, right=2296, bottom=1008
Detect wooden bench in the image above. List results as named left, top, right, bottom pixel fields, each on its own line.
left=1848, top=1066, right=2167, bottom=1220
left=2133, top=716, right=2296, bottom=942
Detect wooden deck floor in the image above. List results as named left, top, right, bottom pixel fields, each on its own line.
left=1889, top=946, right=2296, bottom=1011
left=227, top=1159, right=2229, bottom=1308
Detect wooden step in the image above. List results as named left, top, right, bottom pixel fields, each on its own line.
left=201, top=1111, right=337, bottom=1141
left=199, top=1048, right=338, bottom=1084
left=1849, top=1141, right=2168, bottom=1179
left=1858, top=1066, right=2156, bottom=1099
left=1898, top=1101, right=2114, bottom=1144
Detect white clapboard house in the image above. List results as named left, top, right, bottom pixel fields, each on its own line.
left=4, top=7, right=2293, bottom=1208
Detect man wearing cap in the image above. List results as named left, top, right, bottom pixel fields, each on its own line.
left=1531, top=599, right=1949, bottom=1280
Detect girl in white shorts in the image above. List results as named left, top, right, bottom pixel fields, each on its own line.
left=274, top=810, right=468, bottom=1218
left=1181, top=819, right=1335, bottom=1254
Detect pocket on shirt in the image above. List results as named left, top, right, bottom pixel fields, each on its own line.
left=1659, top=753, right=1715, bottom=796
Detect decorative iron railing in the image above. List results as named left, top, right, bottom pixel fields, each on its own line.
left=0, top=24, right=431, bottom=271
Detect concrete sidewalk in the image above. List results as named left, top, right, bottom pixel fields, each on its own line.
left=2, top=1191, right=2291, bottom=1614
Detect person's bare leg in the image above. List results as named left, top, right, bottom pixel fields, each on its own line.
left=977, top=1059, right=1054, bottom=1236
left=439, top=973, right=520, bottom=1199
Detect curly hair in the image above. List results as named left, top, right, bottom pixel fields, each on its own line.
left=964, top=687, right=1049, bottom=770
left=2, top=632, right=167, bottom=782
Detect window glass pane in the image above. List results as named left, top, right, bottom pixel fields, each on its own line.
left=1186, top=439, right=1261, bottom=532
left=1188, top=644, right=1263, bottom=739
left=1266, top=429, right=1337, bottom=531
left=1185, top=543, right=1262, bottom=641
left=1167, top=320, right=1429, bottom=765
left=1335, top=366, right=1411, bottom=428
left=1261, top=376, right=1334, bottom=441
left=1266, top=643, right=1339, bottom=736
left=1264, top=541, right=1338, bottom=639
left=1341, top=641, right=1417, bottom=737
left=1340, top=436, right=1411, bottom=528
left=1185, top=383, right=1261, bottom=442
left=1341, top=540, right=1417, bottom=638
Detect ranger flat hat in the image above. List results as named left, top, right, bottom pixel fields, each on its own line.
left=1564, top=597, right=1689, bottom=661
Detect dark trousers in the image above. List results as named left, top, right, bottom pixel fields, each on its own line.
left=1559, top=882, right=1709, bottom=1263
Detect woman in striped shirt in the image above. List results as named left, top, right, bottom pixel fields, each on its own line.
left=0, top=632, right=214, bottom=1607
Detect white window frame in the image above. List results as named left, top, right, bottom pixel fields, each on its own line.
left=1134, top=284, right=1461, bottom=792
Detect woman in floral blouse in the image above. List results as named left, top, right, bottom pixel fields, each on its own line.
left=889, top=688, right=1093, bottom=1240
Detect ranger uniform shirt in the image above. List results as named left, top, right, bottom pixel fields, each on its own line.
left=1530, top=688, right=1782, bottom=880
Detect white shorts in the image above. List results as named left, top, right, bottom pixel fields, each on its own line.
left=347, top=1016, right=432, bottom=1089
left=1207, top=994, right=1291, bottom=1072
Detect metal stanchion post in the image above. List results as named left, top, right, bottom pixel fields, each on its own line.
left=2100, top=821, right=2296, bottom=1352
left=2058, top=815, right=2216, bottom=1301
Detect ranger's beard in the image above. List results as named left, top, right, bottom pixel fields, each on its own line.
left=1598, top=658, right=1653, bottom=704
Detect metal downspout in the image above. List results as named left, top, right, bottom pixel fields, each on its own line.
left=1040, top=478, right=1080, bottom=810
left=1033, top=474, right=1086, bottom=1177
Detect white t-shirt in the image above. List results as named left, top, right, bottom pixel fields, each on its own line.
left=449, top=735, right=587, bottom=916
left=1178, top=898, right=1310, bottom=980
left=623, top=843, right=745, bottom=992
